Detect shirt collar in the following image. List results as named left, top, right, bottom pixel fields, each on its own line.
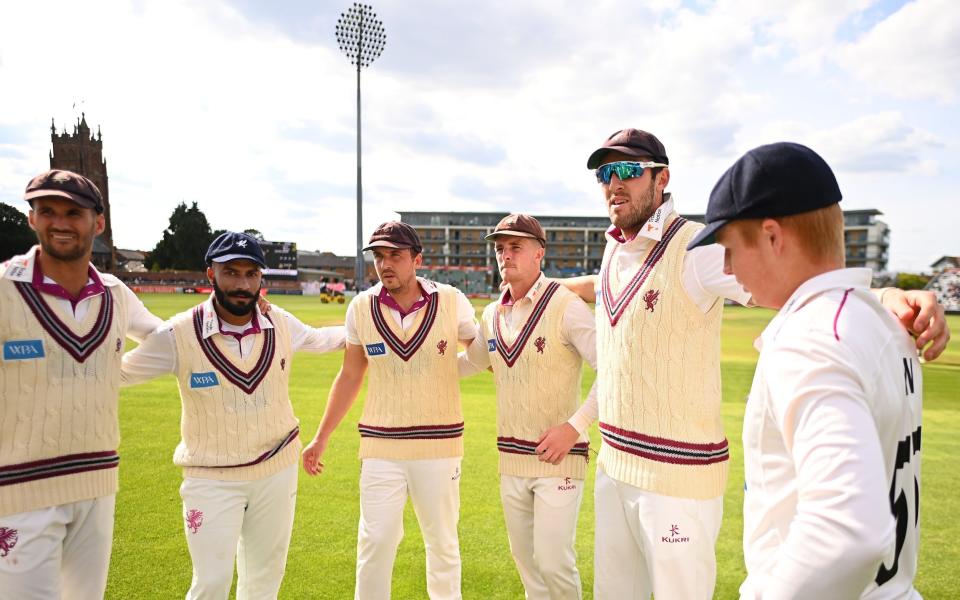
left=198, top=295, right=273, bottom=340
left=605, top=194, right=675, bottom=244
left=373, top=276, right=438, bottom=317
left=3, top=245, right=111, bottom=298
left=499, top=272, right=548, bottom=307
left=757, top=268, right=873, bottom=350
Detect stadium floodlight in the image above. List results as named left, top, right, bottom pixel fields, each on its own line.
left=336, top=3, right=386, bottom=290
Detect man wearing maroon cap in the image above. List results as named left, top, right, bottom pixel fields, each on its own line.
left=302, top=221, right=477, bottom=600
left=0, top=170, right=163, bottom=598
left=459, top=213, right=597, bottom=600
left=562, top=130, right=951, bottom=599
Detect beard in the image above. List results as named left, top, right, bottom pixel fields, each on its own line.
left=38, top=228, right=94, bottom=262
left=609, top=177, right=658, bottom=233
left=213, top=279, right=260, bottom=316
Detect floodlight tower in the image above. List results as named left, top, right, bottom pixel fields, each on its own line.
left=336, top=3, right=386, bottom=289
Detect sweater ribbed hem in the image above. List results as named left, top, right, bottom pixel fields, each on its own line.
left=359, top=436, right=463, bottom=460
left=498, top=452, right=587, bottom=480
left=0, top=467, right=118, bottom=518
left=597, top=444, right=728, bottom=500
left=180, top=438, right=302, bottom=481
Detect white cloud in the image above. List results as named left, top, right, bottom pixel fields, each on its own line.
left=837, top=0, right=960, bottom=102
left=0, top=0, right=957, bottom=271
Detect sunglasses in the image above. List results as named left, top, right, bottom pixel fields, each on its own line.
left=595, top=161, right=668, bottom=184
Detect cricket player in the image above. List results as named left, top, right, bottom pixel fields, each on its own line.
left=0, top=170, right=163, bottom=598
left=459, top=214, right=597, bottom=599
left=119, top=231, right=345, bottom=600
left=561, top=129, right=950, bottom=599
left=301, top=221, right=477, bottom=600
left=686, top=141, right=925, bottom=598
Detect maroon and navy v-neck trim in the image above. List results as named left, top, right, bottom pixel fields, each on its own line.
left=192, top=306, right=275, bottom=394
left=600, top=218, right=686, bottom=327
left=14, top=281, right=114, bottom=363
left=494, top=281, right=560, bottom=368
left=371, top=292, right=439, bottom=362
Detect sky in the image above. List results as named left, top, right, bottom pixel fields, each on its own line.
left=0, top=0, right=957, bottom=271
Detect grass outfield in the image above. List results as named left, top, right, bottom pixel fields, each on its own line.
left=106, top=293, right=960, bottom=599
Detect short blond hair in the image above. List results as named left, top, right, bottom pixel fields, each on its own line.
left=734, top=204, right=844, bottom=264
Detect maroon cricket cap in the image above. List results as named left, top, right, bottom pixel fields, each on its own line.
left=24, top=169, right=104, bottom=214
left=586, top=128, right=669, bottom=169
left=484, top=213, right=546, bottom=246
left=362, top=221, right=423, bottom=253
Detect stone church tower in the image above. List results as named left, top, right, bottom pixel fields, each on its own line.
left=49, top=113, right=115, bottom=270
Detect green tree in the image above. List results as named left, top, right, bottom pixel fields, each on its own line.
left=0, top=202, right=35, bottom=261
left=242, top=228, right=265, bottom=241
left=895, top=272, right=931, bottom=290
left=145, top=202, right=216, bottom=270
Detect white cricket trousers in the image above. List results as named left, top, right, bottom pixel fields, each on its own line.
left=180, top=463, right=298, bottom=600
left=500, top=475, right=583, bottom=600
left=593, top=466, right=722, bottom=600
left=356, top=457, right=462, bottom=600
left=0, top=495, right=114, bottom=600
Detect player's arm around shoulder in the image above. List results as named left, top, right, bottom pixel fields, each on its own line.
left=556, top=274, right=598, bottom=304
left=110, top=276, right=164, bottom=342
left=119, top=319, right=178, bottom=388
left=278, top=306, right=346, bottom=353
left=874, top=287, right=950, bottom=361
left=450, top=285, right=479, bottom=347
left=458, top=301, right=494, bottom=378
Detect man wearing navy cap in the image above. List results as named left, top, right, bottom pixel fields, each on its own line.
left=559, top=130, right=949, bottom=599
left=688, top=142, right=926, bottom=598
left=120, top=231, right=345, bottom=599
left=0, top=170, right=163, bottom=599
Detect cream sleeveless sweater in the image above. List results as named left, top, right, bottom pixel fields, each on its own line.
left=596, top=215, right=728, bottom=499
left=169, top=303, right=300, bottom=481
left=1, top=267, right=130, bottom=516
left=353, top=284, right=463, bottom=460
left=483, top=281, right=588, bottom=479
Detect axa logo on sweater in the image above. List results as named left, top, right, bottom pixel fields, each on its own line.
left=190, top=371, right=220, bottom=388
left=3, top=339, right=45, bottom=361
left=366, top=342, right=387, bottom=356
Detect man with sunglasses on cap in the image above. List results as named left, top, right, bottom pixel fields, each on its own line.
left=561, top=129, right=950, bottom=599
left=0, top=170, right=163, bottom=599
left=687, top=142, right=926, bottom=599
left=458, top=213, right=597, bottom=600
left=301, top=221, right=477, bottom=600
left=119, top=231, right=344, bottom=599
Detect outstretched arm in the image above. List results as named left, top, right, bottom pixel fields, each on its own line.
left=120, top=325, right=177, bottom=387
left=302, top=343, right=368, bottom=476
left=556, top=275, right=599, bottom=304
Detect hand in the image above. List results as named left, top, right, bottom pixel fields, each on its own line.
left=257, top=296, right=272, bottom=314
left=301, top=436, right=328, bottom=476
left=880, top=289, right=951, bottom=361
left=535, top=423, right=581, bottom=465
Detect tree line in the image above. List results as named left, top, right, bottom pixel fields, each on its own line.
left=0, top=201, right=263, bottom=271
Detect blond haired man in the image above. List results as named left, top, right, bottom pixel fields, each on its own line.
left=460, top=214, right=597, bottom=599
left=688, top=142, right=926, bottom=598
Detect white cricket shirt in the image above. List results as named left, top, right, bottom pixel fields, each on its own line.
left=741, top=268, right=922, bottom=599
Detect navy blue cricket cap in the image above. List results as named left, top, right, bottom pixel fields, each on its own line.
left=204, top=231, right=267, bottom=268
left=686, top=142, right=842, bottom=250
